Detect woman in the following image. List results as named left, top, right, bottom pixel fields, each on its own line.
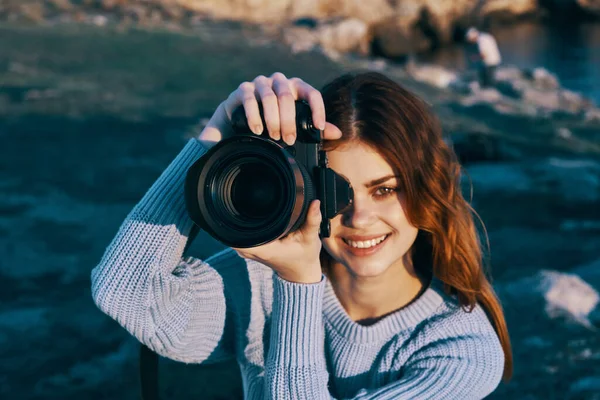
left=91, top=71, right=512, bottom=399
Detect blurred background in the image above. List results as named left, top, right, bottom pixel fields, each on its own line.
left=1, top=0, right=599, bottom=399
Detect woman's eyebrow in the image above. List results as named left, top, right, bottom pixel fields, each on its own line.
left=364, top=175, right=400, bottom=188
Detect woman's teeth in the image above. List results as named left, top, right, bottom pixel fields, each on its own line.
left=343, top=234, right=388, bottom=248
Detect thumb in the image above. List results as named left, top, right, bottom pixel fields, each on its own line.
left=299, top=200, right=322, bottom=240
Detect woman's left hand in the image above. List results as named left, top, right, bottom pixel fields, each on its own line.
left=233, top=200, right=323, bottom=284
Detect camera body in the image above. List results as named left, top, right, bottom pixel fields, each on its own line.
left=185, top=100, right=353, bottom=248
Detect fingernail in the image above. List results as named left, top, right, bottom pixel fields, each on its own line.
left=317, top=119, right=325, bottom=131
left=252, top=125, right=262, bottom=134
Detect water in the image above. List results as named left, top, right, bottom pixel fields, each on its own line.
left=423, top=22, right=600, bottom=105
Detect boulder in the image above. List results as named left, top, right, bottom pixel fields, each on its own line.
left=524, top=67, right=560, bottom=90
left=408, top=63, right=458, bottom=88
left=317, top=18, right=370, bottom=55
left=481, top=0, right=540, bottom=23
left=175, top=0, right=394, bottom=23
left=501, top=270, right=600, bottom=327
left=281, top=18, right=370, bottom=56
left=369, top=14, right=434, bottom=60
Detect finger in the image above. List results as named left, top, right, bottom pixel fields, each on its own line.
left=224, top=82, right=262, bottom=134
left=298, top=200, right=322, bottom=242
left=254, top=75, right=280, bottom=140
left=290, top=77, right=326, bottom=131
left=272, top=73, right=297, bottom=145
left=239, top=82, right=263, bottom=134
left=322, top=122, right=343, bottom=140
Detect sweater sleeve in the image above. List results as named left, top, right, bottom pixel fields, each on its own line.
left=90, top=138, right=236, bottom=364
left=264, top=274, right=330, bottom=399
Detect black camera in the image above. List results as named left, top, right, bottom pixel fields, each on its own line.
left=184, top=100, right=353, bottom=248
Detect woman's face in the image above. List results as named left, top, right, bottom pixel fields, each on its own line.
left=321, top=142, right=419, bottom=278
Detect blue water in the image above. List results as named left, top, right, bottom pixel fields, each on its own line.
left=426, top=22, right=600, bottom=105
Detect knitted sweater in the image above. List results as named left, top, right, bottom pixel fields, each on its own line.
left=91, top=139, right=505, bottom=400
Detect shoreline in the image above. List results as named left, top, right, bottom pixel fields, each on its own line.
left=2, top=18, right=600, bottom=162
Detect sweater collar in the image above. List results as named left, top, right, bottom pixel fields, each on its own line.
left=323, top=277, right=446, bottom=344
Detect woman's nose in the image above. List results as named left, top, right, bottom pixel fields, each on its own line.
left=341, top=198, right=376, bottom=228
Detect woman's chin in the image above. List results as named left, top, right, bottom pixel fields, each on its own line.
left=343, top=260, right=392, bottom=279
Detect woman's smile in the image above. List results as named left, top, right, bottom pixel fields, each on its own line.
left=340, top=233, right=391, bottom=257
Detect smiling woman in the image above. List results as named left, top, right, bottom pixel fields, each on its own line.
left=91, top=71, right=512, bottom=400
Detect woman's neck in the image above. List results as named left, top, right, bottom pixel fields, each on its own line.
left=327, top=257, right=425, bottom=324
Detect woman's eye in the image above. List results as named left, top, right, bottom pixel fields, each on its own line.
left=374, top=187, right=398, bottom=197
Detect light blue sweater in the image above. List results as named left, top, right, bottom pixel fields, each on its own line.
left=91, top=139, right=505, bottom=399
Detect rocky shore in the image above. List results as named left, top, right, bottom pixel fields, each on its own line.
left=3, top=0, right=600, bottom=154
left=3, top=0, right=600, bottom=58
left=1, top=2, right=600, bottom=400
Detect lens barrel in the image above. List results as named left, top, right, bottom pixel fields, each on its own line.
left=185, top=135, right=315, bottom=248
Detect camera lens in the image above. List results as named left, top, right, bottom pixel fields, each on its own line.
left=186, top=136, right=315, bottom=248
left=214, top=156, right=288, bottom=227
left=229, top=162, right=283, bottom=219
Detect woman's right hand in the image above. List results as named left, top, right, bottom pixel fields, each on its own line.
left=198, top=72, right=343, bottom=149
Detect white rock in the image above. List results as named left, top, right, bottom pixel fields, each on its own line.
left=502, top=269, right=600, bottom=328
left=584, top=108, right=600, bottom=122
left=92, top=15, right=109, bottom=27
left=531, top=67, right=560, bottom=90
left=409, top=64, right=457, bottom=88
left=540, top=271, right=599, bottom=327
left=317, top=18, right=369, bottom=55
left=555, top=127, right=572, bottom=139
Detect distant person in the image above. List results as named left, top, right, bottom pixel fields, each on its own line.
left=465, top=27, right=502, bottom=87
left=91, top=72, right=512, bottom=398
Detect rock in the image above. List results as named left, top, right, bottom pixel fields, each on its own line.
left=369, top=16, right=431, bottom=60
left=400, top=0, right=475, bottom=44
left=175, top=0, right=395, bottom=24
left=543, top=272, right=599, bottom=326
left=448, top=77, right=482, bottom=95
left=281, top=26, right=319, bottom=53
left=521, top=88, right=561, bottom=110
left=461, top=87, right=503, bottom=106
left=317, top=18, right=370, bottom=55
left=46, top=0, right=73, bottom=11
left=282, top=17, right=370, bottom=56
left=495, top=79, right=527, bottom=99
left=92, top=14, right=109, bottom=26
left=481, top=0, right=540, bottom=22
left=517, top=87, right=590, bottom=115
left=19, top=2, right=45, bottom=22
left=495, top=65, right=525, bottom=81
left=584, top=108, right=600, bottom=122
left=502, top=270, right=600, bottom=327
left=560, top=89, right=592, bottom=113
left=99, top=0, right=115, bottom=10
left=408, top=63, right=458, bottom=88
left=555, top=127, right=573, bottom=139
left=524, top=67, right=560, bottom=90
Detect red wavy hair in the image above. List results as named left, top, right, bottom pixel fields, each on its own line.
left=319, top=71, right=513, bottom=381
